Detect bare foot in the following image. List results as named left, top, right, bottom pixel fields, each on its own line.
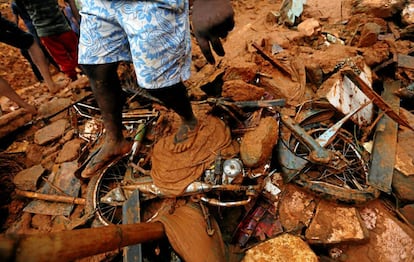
left=48, top=80, right=70, bottom=94
left=81, top=139, right=131, bottom=178
left=169, top=120, right=200, bottom=153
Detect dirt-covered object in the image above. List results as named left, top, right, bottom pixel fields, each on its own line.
left=151, top=115, right=238, bottom=196
left=240, top=116, right=279, bottom=168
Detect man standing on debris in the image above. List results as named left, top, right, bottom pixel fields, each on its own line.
left=0, top=13, right=62, bottom=95
left=78, top=0, right=235, bottom=178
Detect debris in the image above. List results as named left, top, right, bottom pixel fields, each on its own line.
left=357, top=22, right=382, bottom=47
left=242, top=233, right=318, bottom=262
left=240, top=116, right=279, bottom=168
left=367, top=80, right=400, bottom=193
left=278, top=0, right=307, bottom=26
left=343, top=70, right=414, bottom=131
left=34, top=119, right=68, bottom=146
left=13, top=164, right=45, bottom=191
left=297, top=18, right=320, bottom=37
left=305, top=200, right=369, bottom=244
left=402, top=3, right=414, bottom=25
left=23, top=161, right=80, bottom=216
left=397, top=54, right=414, bottom=70
left=0, top=109, right=32, bottom=139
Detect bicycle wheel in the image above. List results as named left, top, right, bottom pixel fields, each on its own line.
left=287, top=125, right=379, bottom=204
left=86, top=157, right=129, bottom=225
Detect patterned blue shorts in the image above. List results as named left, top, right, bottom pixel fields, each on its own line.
left=78, top=0, right=191, bottom=89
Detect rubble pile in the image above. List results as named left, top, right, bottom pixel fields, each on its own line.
left=1, top=0, right=414, bottom=261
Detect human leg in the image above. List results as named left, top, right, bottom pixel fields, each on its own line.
left=40, top=32, right=78, bottom=81
left=20, top=48, right=43, bottom=82
left=27, top=41, right=61, bottom=93
left=146, top=82, right=199, bottom=152
left=0, top=77, right=36, bottom=114
left=80, top=63, right=131, bottom=178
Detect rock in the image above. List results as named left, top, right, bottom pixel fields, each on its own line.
left=222, top=80, right=265, bottom=101
left=305, top=200, right=369, bottom=244
left=242, top=233, right=318, bottom=262
left=362, top=41, right=390, bottom=66
left=34, top=119, right=68, bottom=145
left=37, top=97, right=72, bottom=119
left=31, top=214, right=52, bottom=232
left=223, top=63, right=258, bottom=83
left=13, top=164, right=45, bottom=191
left=402, top=3, right=414, bottom=25
left=353, top=0, right=406, bottom=18
left=393, top=169, right=414, bottom=202
left=240, top=117, right=279, bottom=167
left=338, top=200, right=414, bottom=261
left=357, top=22, right=382, bottom=47
left=56, top=138, right=84, bottom=163
left=400, top=204, right=414, bottom=226
left=297, top=18, right=320, bottom=37
left=278, top=184, right=316, bottom=232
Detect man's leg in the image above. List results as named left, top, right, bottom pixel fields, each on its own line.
left=80, top=62, right=131, bottom=178
left=147, top=82, right=199, bottom=152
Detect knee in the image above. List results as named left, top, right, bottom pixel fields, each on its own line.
left=81, top=63, right=119, bottom=81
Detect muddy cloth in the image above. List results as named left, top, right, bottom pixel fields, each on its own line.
left=153, top=200, right=226, bottom=262
left=151, top=115, right=237, bottom=196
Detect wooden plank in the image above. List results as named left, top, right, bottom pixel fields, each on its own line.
left=367, top=80, right=400, bottom=193
left=123, top=190, right=142, bottom=262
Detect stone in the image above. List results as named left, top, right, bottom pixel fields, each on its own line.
left=400, top=204, right=414, bottom=226
left=56, top=138, right=84, bottom=163
left=221, top=80, right=265, bottom=102
left=240, top=117, right=279, bottom=167
left=338, top=200, right=414, bottom=261
left=358, top=23, right=382, bottom=47
left=34, top=118, right=68, bottom=145
left=297, top=18, right=320, bottom=37
left=393, top=169, right=414, bottom=202
left=13, top=164, right=45, bottom=191
left=353, top=0, right=406, bottom=18
left=242, top=233, right=318, bottom=262
left=305, top=200, right=369, bottom=244
left=37, top=97, right=72, bottom=119
left=278, top=184, right=316, bottom=232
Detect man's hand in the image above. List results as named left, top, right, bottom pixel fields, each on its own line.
left=192, top=0, right=235, bottom=64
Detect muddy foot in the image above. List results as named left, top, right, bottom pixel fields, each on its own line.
left=169, top=121, right=201, bottom=153
left=81, top=140, right=131, bottom=178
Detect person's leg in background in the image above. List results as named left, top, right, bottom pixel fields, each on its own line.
left=0, top=76, right=36, bottom=114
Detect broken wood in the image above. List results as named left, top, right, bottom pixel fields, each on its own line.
left=15, top=189, right=86, bottom=205
left=0, top=222, right=165, bottom=262
left=367, top=80, right=400, bottom=193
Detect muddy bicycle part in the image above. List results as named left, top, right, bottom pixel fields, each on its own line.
left=278, top=119, right=379, bottom=204
left=280, top=100, right=371, bottom=175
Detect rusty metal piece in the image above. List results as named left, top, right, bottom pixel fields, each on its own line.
left=252, top=42, right=293, bottom=78
left=367, top=81, right=400, bottom=193
left=122, top=190, right=143, bottom=262
left=295, top=179, right=380, bottom=204
left=315, top=100, right=372, bottom=147
left=200, top=195, right=253, bottom=207
left=280, top=115, right=331, bottom=164
left=199, top=201, right=215, bottom=236
left=343, top=70, right=414, bottom=131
